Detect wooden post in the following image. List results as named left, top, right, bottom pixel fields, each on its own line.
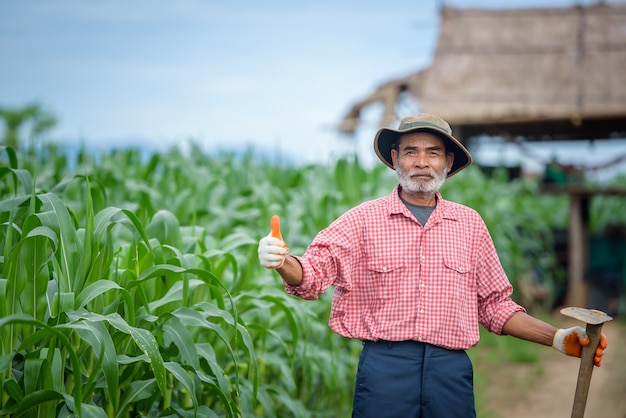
left=565, top=193, right=589, bottom=308
left=540, top=186, right=626, bottom=309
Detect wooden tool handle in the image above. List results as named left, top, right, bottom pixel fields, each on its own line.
left=571, top=323, right=603, bottom=418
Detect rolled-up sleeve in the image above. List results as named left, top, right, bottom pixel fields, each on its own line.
left=475, top=223, right=526, bottom=334
left=283, top=252, right=334, bottom=300
left=283, top=214, right=357, bottom=300
left=481, top=297, right=526, bottom=335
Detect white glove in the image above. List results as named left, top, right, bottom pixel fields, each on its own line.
left=552, top=326, right=588, bottom=357
left=552, top=326, right=607, bottom=367
left=258, top=234, right=288, bottom=269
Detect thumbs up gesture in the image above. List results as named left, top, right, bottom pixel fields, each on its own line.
left=258, top=215, right=289, bottom=269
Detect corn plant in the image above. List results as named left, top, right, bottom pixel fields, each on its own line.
left=0, top=145, right=361, bottom=417
left=2, top=141, right=624, bottom=417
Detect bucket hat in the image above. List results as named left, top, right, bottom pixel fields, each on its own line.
left=373, top=113, right=472, bottom=177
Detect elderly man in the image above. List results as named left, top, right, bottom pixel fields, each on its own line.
left=258, top=113, right=607, bottom=418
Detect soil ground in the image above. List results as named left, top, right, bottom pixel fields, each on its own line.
left=480, top=314, right=626, bottom=418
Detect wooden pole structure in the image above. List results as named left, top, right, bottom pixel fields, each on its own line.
left=541, top=186, right=626, bottom=309
left=564, top=193, right=589, bottom=308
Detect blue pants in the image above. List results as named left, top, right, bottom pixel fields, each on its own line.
left=352, top=340, right=475, bottom=418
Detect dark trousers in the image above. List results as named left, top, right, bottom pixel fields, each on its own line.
left=352, top=340, right=475, bottom=418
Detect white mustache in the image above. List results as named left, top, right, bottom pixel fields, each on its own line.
left=409, top=171, right=435, bottom=178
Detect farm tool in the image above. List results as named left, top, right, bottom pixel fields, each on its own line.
left=560, top=306, right=612, bottom=418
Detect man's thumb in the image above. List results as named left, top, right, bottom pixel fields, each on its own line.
left=270, top=215, right=283, bottom=240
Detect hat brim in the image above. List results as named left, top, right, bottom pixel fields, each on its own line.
left=374, top=126, right=472, bottom=177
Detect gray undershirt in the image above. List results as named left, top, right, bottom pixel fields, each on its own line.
left=400, top=197, right=435, bottom=227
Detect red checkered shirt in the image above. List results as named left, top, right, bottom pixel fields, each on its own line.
left=285, top=185, right=525, bottom=350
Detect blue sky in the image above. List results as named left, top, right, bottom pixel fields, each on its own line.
left=2, top=0, right=626, bottom=176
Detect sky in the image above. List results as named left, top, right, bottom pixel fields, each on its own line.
left=2, top=0, right=626, bottom=178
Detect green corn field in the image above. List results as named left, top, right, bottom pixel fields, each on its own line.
left=1, top=142, right=624, bottom=417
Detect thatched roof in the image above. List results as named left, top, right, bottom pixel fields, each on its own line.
left=340, top=2, right=626, bottom=142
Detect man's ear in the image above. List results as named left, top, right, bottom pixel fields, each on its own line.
left=446, top=152, right=455, bottom=173
left=391, top=148, right=398, bottom=168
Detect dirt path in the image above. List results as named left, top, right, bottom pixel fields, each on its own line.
left=483, top=316, right=626, bottom=418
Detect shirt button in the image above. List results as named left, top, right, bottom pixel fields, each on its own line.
left=420, top=309, right=425, bottom=314
left=382, top=266, right=387, bottom=272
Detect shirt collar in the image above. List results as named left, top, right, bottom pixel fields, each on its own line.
left=389, top=185, right=459, bottom=223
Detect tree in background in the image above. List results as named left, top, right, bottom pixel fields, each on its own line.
left=0, top=102, right=57, bottom=151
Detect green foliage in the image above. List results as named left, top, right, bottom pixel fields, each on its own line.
left=0, top=144, right=362, bottom=417
left=0, top=103, right=57, bottom=152
left=1, top=142, right=624, bottom=417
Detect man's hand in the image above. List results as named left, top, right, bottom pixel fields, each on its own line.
left=258, top=215, right=289, bottom=269
left=552, top=326, right=608, bottom=367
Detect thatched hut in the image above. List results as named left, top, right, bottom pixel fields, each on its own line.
left=340, top=2, right=626, bottom=143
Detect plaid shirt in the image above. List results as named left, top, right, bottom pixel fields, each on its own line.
left=285, top=185, right=525, bottom=350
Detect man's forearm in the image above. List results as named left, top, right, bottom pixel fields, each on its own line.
left=277, top=255, right=304, bottom=286
left=502, top=311, right=558, bottom=346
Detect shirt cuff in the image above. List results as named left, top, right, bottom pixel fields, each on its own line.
left=282, top=255, right=317, bottom=300
left=490, top=300, right=527, bottom=335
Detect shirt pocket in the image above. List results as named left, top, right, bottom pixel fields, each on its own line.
left=366, top=260, right=406, bottom=300
left=443, top=256, right=473, bottom=300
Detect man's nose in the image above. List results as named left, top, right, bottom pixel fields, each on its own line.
left=414, top=152, right=429, bottom=167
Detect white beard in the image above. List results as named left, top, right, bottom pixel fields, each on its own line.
left=396, top=164, right=447, bottom=196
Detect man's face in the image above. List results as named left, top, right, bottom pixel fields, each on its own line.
left=391, top=132, right=453, bottom=195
